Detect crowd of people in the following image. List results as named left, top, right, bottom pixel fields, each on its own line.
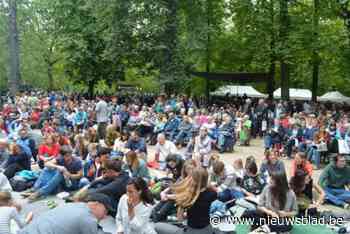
left=0, top=92, right=349, bottom=234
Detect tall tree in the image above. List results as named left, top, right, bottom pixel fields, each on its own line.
left=279, top=0, right=290, bottom=100
left=311, top=0, right=320, bottom=102
left=8, top=0, right=21, bottom=95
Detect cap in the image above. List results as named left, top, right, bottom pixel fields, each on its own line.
left=86, top=193, right=114, bottom=213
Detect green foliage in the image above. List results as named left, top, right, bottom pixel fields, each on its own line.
left=1, top=0, right=350, bottom=96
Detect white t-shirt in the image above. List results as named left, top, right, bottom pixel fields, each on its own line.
left=116, top=195, right=156, bottom=234
left=155, top=140, right=178, bottom=162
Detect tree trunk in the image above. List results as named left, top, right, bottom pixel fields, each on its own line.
left=311, top=0, right=320, bottom=102
left=205, top=0, right=211, bottom=104
left=48, top=63, right=54, bottom=91
left=279, top=0, right=289, bottom=100
left=268, top=0, right=276, bottom=100
left=88, top=80, right=95, bottom=99
left=160, top=0, right=179, bottom=92
left=8, top=0, right=21, bottom=96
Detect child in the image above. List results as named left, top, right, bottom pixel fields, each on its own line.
left=233, top=158, right=245, bottom=181
left=0, top=191, right=32, bottom=234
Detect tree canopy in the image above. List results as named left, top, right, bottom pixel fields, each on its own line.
left=0, top=0, right=350, bottom=98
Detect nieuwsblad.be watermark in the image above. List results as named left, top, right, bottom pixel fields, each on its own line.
left=210, top=215, right=345, bottom=227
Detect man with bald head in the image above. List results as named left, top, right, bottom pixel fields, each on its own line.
left=155, top=133, right=178, bottom=170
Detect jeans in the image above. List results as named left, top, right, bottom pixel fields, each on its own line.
left=324, top=187, right=350, bottom=207
left=264, top=135, right=272, bottom=149
left=218, top=188, right=244, bottom=202
left=307, top=147, right=320, bottom=168
left=34, top=168, right=64, bottom=196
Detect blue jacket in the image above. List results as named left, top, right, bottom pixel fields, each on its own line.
left=164, top=117, right=180, bottom=133
left=126, top=138, right=147, bottom=154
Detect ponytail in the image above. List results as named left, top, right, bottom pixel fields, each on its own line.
left=128, top=177, right=154, bottom=205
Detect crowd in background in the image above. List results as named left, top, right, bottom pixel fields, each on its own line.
left=0, top=91, right=349, bottom=234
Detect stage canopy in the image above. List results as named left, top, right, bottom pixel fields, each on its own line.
left=273, top=88, right=312, bottom=101
left=318, top=91, right=350, bottom=103
left=211, top=85, right=267, bottom=98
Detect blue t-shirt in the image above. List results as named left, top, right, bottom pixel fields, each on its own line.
left=56, top=157, right=82, bottom=174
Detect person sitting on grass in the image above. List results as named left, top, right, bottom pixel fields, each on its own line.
left=125, top=150, right=151, bottom=183
left=3, top=143, right=31, bottom=179
left=25, top=145, right=84, bottom=202
left=155, top=167, right=217, bottom=234
left=165, top=154, right=185, bottom=181
left=73, top=160, right=129, bottom=214
left=290, top=169, right=325, bottom=217
left=241, top=160, right=266, bottom=197
left=243, top=172, right=298, bottom=234
left=18, top=193, right=113, bottom=234
left=318, top=154, right=350, bottom=209
left=210, top=160, right=244, bottom=202
left=116, top=177, right=156, bottom=234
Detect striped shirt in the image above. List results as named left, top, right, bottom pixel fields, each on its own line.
left=0, top=207, right=25, bottom=234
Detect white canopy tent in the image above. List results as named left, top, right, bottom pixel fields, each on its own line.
left=318, top=91, right=350, bottom=103
left=273, top=88, right=312, bottom=101
left=211, top=85, right=267, bottom=98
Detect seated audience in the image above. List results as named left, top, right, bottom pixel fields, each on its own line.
left=26, top=146, right=83, bottom=201
left=290, top=169, right=325, bottom=217
left=125, top=151, right=151, bottom=183
left=37, top=134, right=60, bottom=168
left=4, top=143, right=31, bottom=179
left=19, top=193, right=112, bottom=234
left=155, top=134, right=178, bottom=170
left=155, top=167, right=217, bottom=234
left=116, top=177, right=156, bottom=234
left=243, top=172, right=298, bottom=233
left=319, top=155, right=350, bottom=209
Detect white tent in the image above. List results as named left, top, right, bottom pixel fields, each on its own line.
left=318, top=91, right=350, bottom=103
left=273, top=88, right=312, bottom=101
left=211, top=85, right=267, bottom=98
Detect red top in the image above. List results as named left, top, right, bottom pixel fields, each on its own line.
left=31, top=111, right=41, bottom=123
left=291, top=159, right=313, bottom=177
left=38, top=143, right=60, bottom=161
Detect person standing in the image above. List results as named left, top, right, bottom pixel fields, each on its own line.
left=95, top=97, right=109, bottom=140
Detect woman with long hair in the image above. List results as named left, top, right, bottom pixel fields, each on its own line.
left=116, top=177, right=156, bottom=234
left=73, top=134, right=88, bottom=160
left=155, top=167, right=217, bottom=234
left=289, top=169, right=325, bottom=217
left=244, top=172, right=298, bottom=233
left=125, top=151, right=150, bottom=183
left=259, top=150, right=286, bottom=182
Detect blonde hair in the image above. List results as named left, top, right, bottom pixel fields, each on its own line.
left=172, top=167, right=208, bottom=208
left=0, top=191, right=12, bottom=206
left=126, top=151, right=139, bottom=171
